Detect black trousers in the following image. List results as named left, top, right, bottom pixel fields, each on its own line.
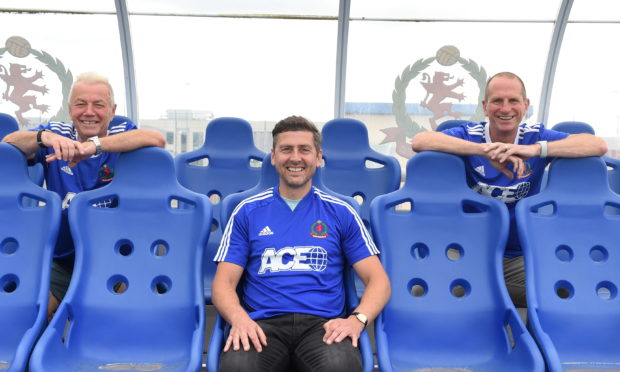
left=219, top=313, right=362, bottom=372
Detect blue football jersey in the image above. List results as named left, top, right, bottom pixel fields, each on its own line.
left=443, top=122, right=569, bottom=256
left=31, top=119, right=137, bottom=257
left=215, top=185, right=379, bottom=320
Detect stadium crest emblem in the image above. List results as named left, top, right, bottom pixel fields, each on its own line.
left=0, top=36, right=73, bottom=127
left=310, top=220, right=328, bottom=239
left=385, top=45, right=487, bottom=158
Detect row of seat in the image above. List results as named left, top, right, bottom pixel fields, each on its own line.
left=3, top=141, right=618, bottom=371
left=2, top=114, right=618, bottom=371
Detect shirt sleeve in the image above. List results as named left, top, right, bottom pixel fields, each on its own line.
left=214, top=204, right=250, bottom=268
left=442, top=125, right=468, bottom=139
left=340, top=205, right=380, bottom=266
left=539, top=126, right=570, bottom=142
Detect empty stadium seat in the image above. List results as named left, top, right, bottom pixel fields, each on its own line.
left=551, top=121, right=595, bottom=135
left=0, top=143, right=60, bottom=372
left=321, top=118, right=401, bottom=230
left=435, top=119, right=470, bottom=132
left=517, top=156, right=620, bottom=372
left=175, top=117, right=266, bottom=303
left=371, top=151, right=544, bottom=372
left=30, top=146, right=211, bottom=372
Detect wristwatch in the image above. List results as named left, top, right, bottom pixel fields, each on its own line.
left=36, top=129, right=50, bottom=149
left=536, top=140, right=548, bottom=158
left=351, top=312, right=368, bottom=328
left=88, top=136, right=102, bottom=156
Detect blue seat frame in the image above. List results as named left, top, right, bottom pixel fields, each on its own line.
left=517, top=156, right=620, bottom=372
left=321, top=118, right=401, bottom=230
left=175, top=117, right=266, bottom=303
left=30, top=147, right=211, bottom=372
left=0, top=143, right=60, bottom=372
left=371, top=151, right=543, bottom=372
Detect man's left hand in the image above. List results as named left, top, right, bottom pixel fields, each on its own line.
left=322, top=316, right=365, bottom=347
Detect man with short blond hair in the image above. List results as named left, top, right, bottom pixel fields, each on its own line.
left=4, top=72, right=165, bottom=319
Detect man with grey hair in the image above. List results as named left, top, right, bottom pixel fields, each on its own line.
left=4, top=72, right=165, bottom=319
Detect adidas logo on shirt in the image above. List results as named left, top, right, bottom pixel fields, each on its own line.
left=61, top=165, right=74, bottom=176
left=258, top=226, right=274, bottom=236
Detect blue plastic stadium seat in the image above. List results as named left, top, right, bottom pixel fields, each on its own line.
left=210, top=159, right=373, bottom=372
left=0, top=113, right=43, bottom=189
left=371, top=151, right=544, bottom=372
left=0, top=143, right=60, bottom=372
left=321, top=118, right=401, bottom=230
left=551, top=121, right=595, bottom=135
left=109, top=114, right=136, bottom=127
left=517, top=156, right=620, bottom=372
left=0, top=113, right=19, bottom=140
left=435, top=119, right=470, bottom=132
left=175, top=117, right=266, bottom=303
left=30, top=147, right=211, bottom=372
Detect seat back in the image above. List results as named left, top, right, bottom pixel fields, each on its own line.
left=0, top=113, right=43, bottom=188
left=0, top=113, right=19, bottom=139
left=0, top=143, right=60, bottom=372
left=551, top=121, right=595, bottom=135
left=517, top=156, right=620, bottom=371
left=30, top=147, right=211, bottom=371
left=321, top=118, right=400, bottom=229
left=175, top=117, right=266, bottom=302
left=371, top=151, right=542, bottom=371
left=435, top=119, right=469, bottom=132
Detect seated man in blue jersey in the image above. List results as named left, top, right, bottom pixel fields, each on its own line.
left=411, top=71, right=607, bottom=307
left=212, top=116, right=391, bottom=372
left=3, top=72, right=165, bottom=319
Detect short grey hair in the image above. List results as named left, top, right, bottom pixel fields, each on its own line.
left=69, top=72, right=115, bottom=106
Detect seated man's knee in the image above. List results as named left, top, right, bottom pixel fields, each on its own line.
left=219, top=349, right=259, bottom=372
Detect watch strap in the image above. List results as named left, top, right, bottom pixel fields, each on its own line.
left=36, top=129, right=50, bottom=149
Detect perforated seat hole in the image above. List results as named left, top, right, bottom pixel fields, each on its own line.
left=209, top=193, right=221, bottom=205
left=151, top=240, right=169, bottom=257
left=353, top=193, right=364, bottom=206
left=1, top=238, right=18, bottom=255
left=411, top=243, right=429, bottom=260
left=408, top=278, right=428, bottom=297
left=152, top=276, right=172, bottom=294
left=596, top=281, right=617, bottom=300
left=0, top=274, right=18, bottom=293
left=590, top=246, right=608, bottom=263
left=108, top=275, right=128, bottom=294
left=446, top=244, right=463, bottom=261
left=450, top=279, right=471, bottom=298
left=555, top=245, right=573, bottom=262
left=115, top=240, right=133, bottom=256
left=555, top=280, right=573, bottom=299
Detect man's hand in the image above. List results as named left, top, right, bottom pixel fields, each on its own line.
left=224, top=315, right=268, bottom=353
left=482, top=142, right=538, bottom=179
left=322, top=316, right=365, bottom=347
left=43, top=132, right=96, bottom=167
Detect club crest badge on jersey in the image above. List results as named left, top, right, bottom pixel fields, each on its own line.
left=98, top=164, right=114, bottom=182
left=310, top=220, right=328, bottom=239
